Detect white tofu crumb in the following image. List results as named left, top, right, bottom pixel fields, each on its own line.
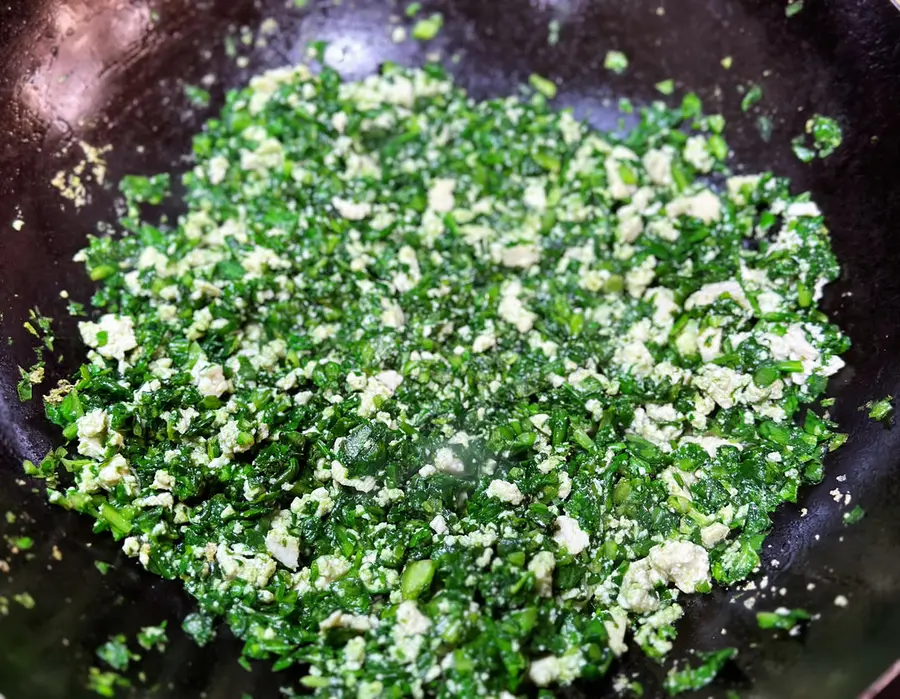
left=192, top=362, right=231, bottom=398
left=332, top=197, right=372, bottom=220
left=498, top=279, right=537, bottom=333
left=434, top=447, right=465, bottom=475
left=486, top=479, right=524, bottom=506
left=427, top=178, right=456, bottom=213
left=472, top=332, right=497, bottom=353
left=429, top=514, right=449, bottom=535
left=553, top=515, right=590, bottom=555
left=700, top=522, right=730, bottom=548
left=528, top=551, right=556, bottom=597
left=604, top=606, right=629, bottom=656
left=79, top=314, right=138, bottom=364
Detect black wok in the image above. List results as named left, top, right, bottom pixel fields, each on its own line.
left=1, top=1, right=900, bottom=697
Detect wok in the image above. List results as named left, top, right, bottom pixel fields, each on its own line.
left=1, top=0, right=900, bottom=697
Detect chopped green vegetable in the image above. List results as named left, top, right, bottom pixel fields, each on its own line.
left=401, top=559, right=437, bottom=600
left=756, top=607, right=810, bottom=630
left=184, top=84, right=211, bottom=107
left=655, top=79, right=675, bottom=95
left=604, top=50, right=629, bottom=74
left=664, top=647, right=736, bottom=695
left=793, top=114, right=843, bottom=162
left=865, top=396, right=893, bottom=422
left=86, top=667, right=130, bottom=698
left=11, top=536, right=33, bottom=550
left=405, top=2, right=422, bottom=17
left=548, top=19, right=561, bottom=46
left=757, top=115, right=774, bottom=142
left=12, top=592, right=35, bottom=609
left=182, top=612, right=215, bottom=647
left=741, top=84, right=763, bottom=112
left=16, top=372, right=33, bottom=402
left=529, top=73, right=558, bottom=99
left=137, top=622, right=169, bottom=652
left=786, top=0, right=804, bottom=17
left=843, top=505, right=865, bottom=524
left=97, top=635, right=136, bottom=671
left=411, top=13, right=442, bottom=40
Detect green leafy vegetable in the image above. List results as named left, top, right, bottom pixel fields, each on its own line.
left=411, top=13, right=443, bottom=40
left=843, top=505, right=865, bottom=524
left=865, top=396, right=893, bottom=422
left=529, top=74, right=558, bottom=99
left=756, top=607, right=810, bottom=630
left=793, top=114, right=843, bottom=162
left=655, top=79, right=675, bottom=95
left=664, top=648, right=736, bottom=695
left=137, top=623, right=169, bottom=652
left=604, top=50, right=629, bottom=74
left=97, top=635, right=137, bottom=671
left=740, top=84, right=763, bottom=112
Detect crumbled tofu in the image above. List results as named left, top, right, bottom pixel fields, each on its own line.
left=553, top=515, right=590, bottom=556
left=79, top=314, right=137, bottom=364
left=486, top=479, right=524, bottom=506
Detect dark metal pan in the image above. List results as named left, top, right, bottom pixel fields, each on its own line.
left=2, top=1, right=900, bottom=697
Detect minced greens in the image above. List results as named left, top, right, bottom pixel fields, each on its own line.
left=29, top=61, right=848, bottom=697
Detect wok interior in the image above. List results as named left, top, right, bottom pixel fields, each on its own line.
left=2, top=1, right=900, bottom=697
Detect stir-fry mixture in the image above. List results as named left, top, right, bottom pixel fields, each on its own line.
left=29, top=61, right=848, bottom=697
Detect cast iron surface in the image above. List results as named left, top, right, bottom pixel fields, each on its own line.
left=2, top=0, right=900, bottom=697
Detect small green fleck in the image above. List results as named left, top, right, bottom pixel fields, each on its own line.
left=67, top=301, right=86, bottom=316
left=741, top=84, right=763, bottom=112
left=548, top=19, right=561, bottom=46
left=529, top=74, right=558, bottom=99
left=664, top=648, right=737, bottom=695
left=224, top=35, right=237, bottom=58
left=12, top=536, right=33, bottom=550
left=786, top=0, right=804, bottom=17
left=137, top=622, right=169, bottom=652
left=793, top=114, right=842, bottom=161
left=184, top=85, right=211, bottom=108
left=4, top=512, right=15, bottom=525
left=87, top=667, right=130, bottom=698
left=655, top=79, right=675, bottom=95
left=721, top=56, right=733, bottom=69
left=604, top=50, right=629, bottom=74
left=97, top=635, right=135, bottom=671
left=16, top=374, right=33, bottom=403
left=183, top=611, right=216, bottom=646
left=792, top=136, right=815, bottom=163
left=405, top=1, right=422, bottom=17
left=94, top=561, right=112, bottom=575
left=865, top=396, right=893, bottom=422
left=756, top=608, right=810, bottom=630
left=13, top=592, right=35, bottom=609
left=412, top=13, right=443, bottom=40
left=808, top=114, right=843, bottom=157
left=843, top=505, right=865, bottom=525
left=828, top=432, right=848, bottom=451
left=401, top=559, right=436, bottom=599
